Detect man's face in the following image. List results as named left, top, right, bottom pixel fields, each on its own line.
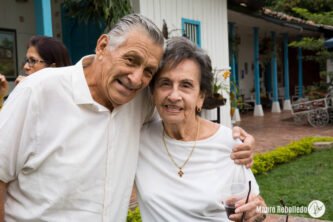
left=96, top=29, right=163, bottom=108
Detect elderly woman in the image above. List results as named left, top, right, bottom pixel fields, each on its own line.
left=135, top=37, right=266, bottom=222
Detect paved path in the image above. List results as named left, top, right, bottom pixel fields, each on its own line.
left=266, top=214, right=331, bottom=221
left=235, top=110, right=333, bottom=153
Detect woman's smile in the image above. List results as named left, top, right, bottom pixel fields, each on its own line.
left=164, top=104, right=183, bottom=113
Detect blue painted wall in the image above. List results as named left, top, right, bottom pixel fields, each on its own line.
left=61, top=4, right=105, bottom=64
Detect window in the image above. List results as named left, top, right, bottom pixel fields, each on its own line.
left=182, top=18, right=201, bottom=47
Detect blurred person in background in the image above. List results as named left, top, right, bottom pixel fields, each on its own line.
left=15, top=35, right=71, bottom=85
left=0, top=36, right=71, bottom=109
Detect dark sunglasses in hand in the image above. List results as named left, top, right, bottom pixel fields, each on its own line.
left=280, top=199, right=289, bottom=222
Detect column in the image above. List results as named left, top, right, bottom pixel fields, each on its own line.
left=298, top=35, right=303, bottom=98
left=283, top=33, right=292, bottom=110
left=271, top=31, right=281, bottom=113
left=34, top=0, right=53, bottom=36
left=253, top=27, right=264, bottom=116
left=266, top=62, right=272, bottom=96
left=229, top=22, right=240, bottom=121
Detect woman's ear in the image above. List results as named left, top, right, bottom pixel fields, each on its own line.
left=197, top=91, right=206, bottom=109
left=50, top=63, right=56, bottom=68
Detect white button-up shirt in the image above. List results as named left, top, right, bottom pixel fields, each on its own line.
left=0, top=57, right=154, bottom=222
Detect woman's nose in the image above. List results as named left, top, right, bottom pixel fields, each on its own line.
left=23, top=62, right=30, bottom=71
left=167, top=88, right=181, bottom=101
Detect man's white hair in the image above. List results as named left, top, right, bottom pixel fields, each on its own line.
left=106, top=14, right=164, bottom=51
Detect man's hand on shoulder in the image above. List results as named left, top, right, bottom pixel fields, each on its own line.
left=231, top=126, right=255, bottom=168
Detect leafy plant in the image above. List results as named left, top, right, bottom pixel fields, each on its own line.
left=289, top=37, right=333, bottom=86
left=212, top=69, right=231, bottom=95
left=265, top=0, right=333, bottom=85
left=63, top=0, right=133, bottom=32
left=127, top=207, right=141, bottom=222
left=211, top=69, right=241, bottom=116
left=305, top=83, right=329, bottom=100
left=292, top=7, right=333, bottom=26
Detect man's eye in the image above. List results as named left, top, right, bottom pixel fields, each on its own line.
left=145, top=69, right=153, bottom=76
left=126, top=57, right=134, bottom=64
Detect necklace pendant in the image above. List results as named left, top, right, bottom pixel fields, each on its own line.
left=178, top=169, right=184, bottom=177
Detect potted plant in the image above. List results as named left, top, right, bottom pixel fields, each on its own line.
left=202, top=69, right=230, bottom=109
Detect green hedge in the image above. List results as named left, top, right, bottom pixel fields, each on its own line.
left=127, top=136, right=333, bottom=221
left=251, top=136, right=333, bottom=175
left=127, top=207, right=141, bottom=222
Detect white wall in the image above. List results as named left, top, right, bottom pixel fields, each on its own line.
left=237, top=32, right=255, bottom=99
left=137, top=0, right=232, bottom=127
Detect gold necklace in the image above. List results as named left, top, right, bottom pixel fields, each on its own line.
left=162, top=119, right=200, bottom=178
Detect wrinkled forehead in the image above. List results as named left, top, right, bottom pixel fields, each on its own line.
left=124, top=25, right=164, bottom=50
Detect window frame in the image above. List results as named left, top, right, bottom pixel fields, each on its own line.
left=181, top=18, right=201, bottom=47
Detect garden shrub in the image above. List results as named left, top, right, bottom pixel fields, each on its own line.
left=127, top=207, right=141, bottom=222
left=252, top=136, right=333, bottom=175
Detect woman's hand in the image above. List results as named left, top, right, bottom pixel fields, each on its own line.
left=229, top=194, right=266, bottom=222
left=231, top=126, right=255, bottom=168
left=0, top=74, right=8, bottom=98
left=15, top=75, right=25, bottom=85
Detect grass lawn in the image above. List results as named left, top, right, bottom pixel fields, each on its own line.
left=255, top=148, right=333, bottom=221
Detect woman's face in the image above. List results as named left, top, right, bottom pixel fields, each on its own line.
left=24, top=46, right=47, bottom=76
left=152, top=59, right=205, bottom=125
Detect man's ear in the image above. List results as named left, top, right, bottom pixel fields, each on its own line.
left=50, top=63, right=56, bottom=67
left=95, top=34, right=109, bottom=59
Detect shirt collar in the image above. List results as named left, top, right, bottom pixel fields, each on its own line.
left=72, top=55, right=95, bottom=105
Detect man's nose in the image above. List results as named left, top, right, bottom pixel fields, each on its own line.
left=128, top=68, right=144, bottom=89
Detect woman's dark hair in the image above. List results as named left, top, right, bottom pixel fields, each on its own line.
left=27, top=36, right=71, bottom=67
left=150, top=36, right=213, bottom=97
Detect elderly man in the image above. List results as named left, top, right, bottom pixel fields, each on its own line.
left=0, top=14, right=254, bottom=222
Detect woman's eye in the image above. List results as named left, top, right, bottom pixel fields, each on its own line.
left=182, top=83, right=192, bottom=88
left=159, top=81, right=169, bottom=86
